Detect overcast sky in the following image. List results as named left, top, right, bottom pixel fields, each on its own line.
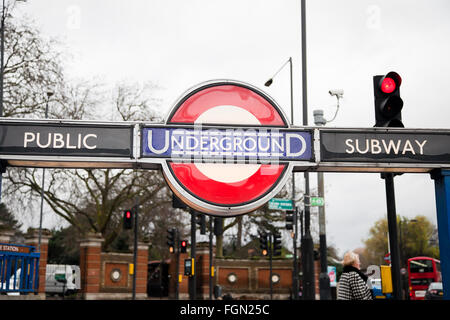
left=14, top=0, right=450, bottom=256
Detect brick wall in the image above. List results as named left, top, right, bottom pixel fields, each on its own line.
left=24, top=228, right=51, bottom=298
left=136, top=243, right=149, bottom=295
left=164, top=242, right=333, bottom=300
left=216, top=258, right=294, bottom=299
left=79, top=233, right=103, bottom=299
left=79, top=234, right=149, bottom=300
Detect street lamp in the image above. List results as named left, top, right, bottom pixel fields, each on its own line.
left=264, top=57, right=294, bottom=124
left=38, top=89, right=54, bottom=252
left=313, top=89, right=344, bottom=300
left=264, top=57, right=299, bottom=299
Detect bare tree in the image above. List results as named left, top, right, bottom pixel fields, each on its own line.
left=1, top=13, right=186, bottom=253
left=4, top=79, right=181, bottom=251
left=2, top=13, right=64, bottom=118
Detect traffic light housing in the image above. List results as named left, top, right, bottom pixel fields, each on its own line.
left=285, top=210, right=294, bottom=230
left=214, top=217, right=223, bottom=236
left=167, top=228, right=176, bottom=253
left=196, top=213, right=206, bottom=235
left=123, top=210, right=133, bottom=230
left=273, top=232, right=282, bottom=256
left=184, top=258, right=193, bottom=276
left=172, top=194, right=187, bottom=209
left=373, top=71, right=404, bottom=127
left=180, top=240, right=188, bottom=253
left=259, top=232, right=268, bottom=256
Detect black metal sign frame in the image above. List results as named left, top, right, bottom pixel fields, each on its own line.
left=317, top=127, right=450, bottom=173
left=1, top=119, right=450, bottom=172
left=0, top=119, right=135, bottom=168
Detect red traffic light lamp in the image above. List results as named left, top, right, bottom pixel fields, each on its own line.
left=180, top=240, right=188, bottom=253
left=379, top=71, right=402, bottom=93
left=373, top=71, right=404, bottom=128
left=123, top=210, right=133, bottom=229
left=380, top=77, right=397, bottom=94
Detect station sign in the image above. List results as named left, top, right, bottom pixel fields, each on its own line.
left=149, top=80, right=314, bottom=216
left=0, top=243, right=32, bottom=253
left=2, top=81, right=450, bottom=216
left=319, top=128, right=450, bottom=172
left=142, top=126, right=311, bottom=162
left=0, top=121, right=134, bottom=167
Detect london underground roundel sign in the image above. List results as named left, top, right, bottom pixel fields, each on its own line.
left=142, top=80, right=313, bottom=217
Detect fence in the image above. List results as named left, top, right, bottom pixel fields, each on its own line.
left=0, top=243, right=40, bottom=294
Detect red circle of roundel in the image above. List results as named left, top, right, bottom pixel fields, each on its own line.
left=169, top=163, right=287, bottom=206
left=168, top=83, right=287, bottom=126
left=167, top=82, right=288, bottom=208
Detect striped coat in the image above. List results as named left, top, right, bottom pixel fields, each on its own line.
left=337, top=269, right=373, bottom=300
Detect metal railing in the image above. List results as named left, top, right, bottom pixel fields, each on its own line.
left=0, top=243, right=40, bottom=294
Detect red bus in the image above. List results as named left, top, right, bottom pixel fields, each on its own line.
left=407, top=256, right=441, bottom=300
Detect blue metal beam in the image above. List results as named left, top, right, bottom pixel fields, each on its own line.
left=432, top=169, right=450, bottom=300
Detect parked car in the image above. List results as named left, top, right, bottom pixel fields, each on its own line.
left=45, top=264, right=81, bottom=296
left=425, top=282, right=443, bottom=300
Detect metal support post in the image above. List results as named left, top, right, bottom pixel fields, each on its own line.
left=176, top=229, right=180, bottom=300
left=189, top=209, right=197, bottom=299
left=269, top=232, right=273, bottom=300
left=132, top=196, right=139, bottom=300
left=209, top=215, right=213, bottom=300
left=431, top=169, right=450, bottom=300
left=381, top=173, right=402, bottom=300
left=300, top=0, right=315, bottom=300
left=302, top=174, right=315, bottom=300
left=292, top=207, right=299, bottom=299
left=318, top=173, right=331, bottom=300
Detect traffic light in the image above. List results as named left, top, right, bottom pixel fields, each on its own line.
left=259, top=232, right=268, bottom=256
left=184, top=258, right=193, bottom=276
left=214, top=217, right=223, bottom=236
left=196, top=213, right=206, bottom=235
left=373, top=71, right=404, bottom=127
left=273, top=232, right=282, bottom=256
left=167, top=228, right=176, bottom=253
left=180, top=240, right=188, bottom=253
left=172, top=194, right=187, bottom=209
left=123, top=210, right=133, bottom=229
left=285, top=210, right=294, bottom=230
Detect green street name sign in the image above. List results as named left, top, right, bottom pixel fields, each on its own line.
left=310, top=197, right=324, bottom=206
left=268, top=198, right=294, bottom=211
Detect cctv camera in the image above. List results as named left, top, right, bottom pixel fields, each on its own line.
left=328, top=89, right=344, bottom=98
